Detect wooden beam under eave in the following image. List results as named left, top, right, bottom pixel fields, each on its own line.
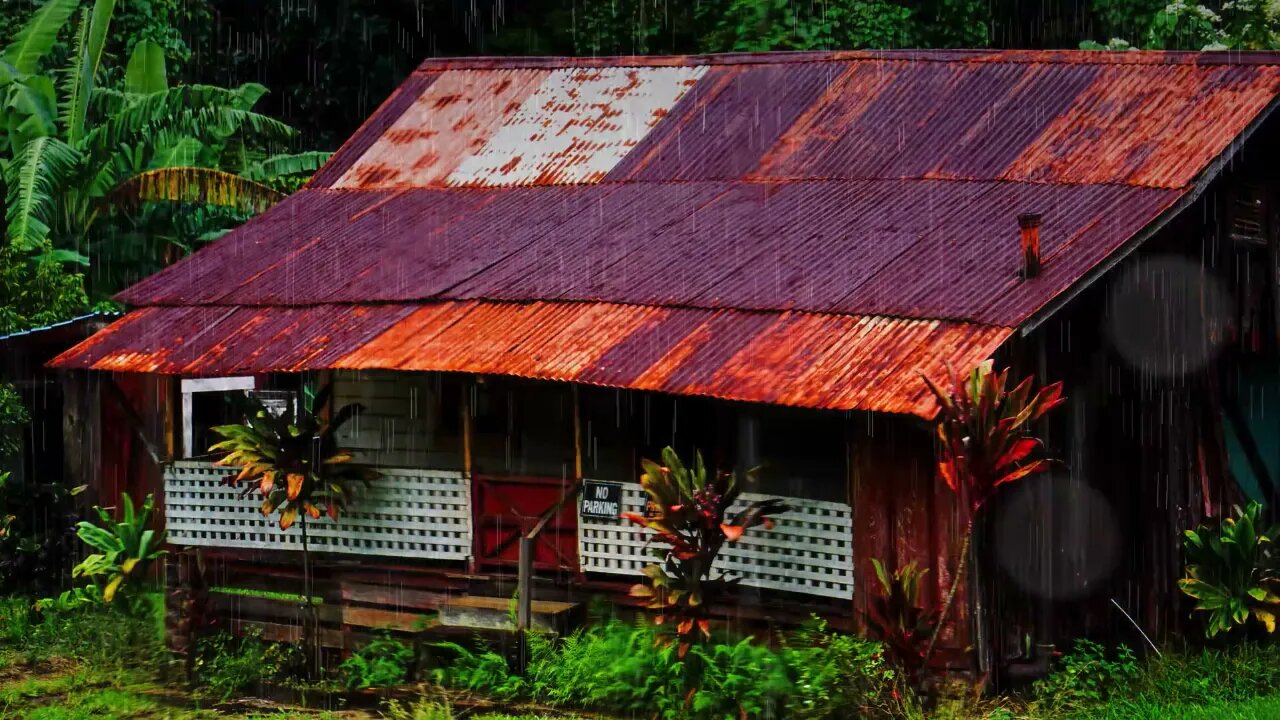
left=461, top=378, right=473, bottom=476
left=572, top=384, right=583, bottom=482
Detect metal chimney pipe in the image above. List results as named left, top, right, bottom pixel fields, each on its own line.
left=1018, top=213, right=1042, bottom=279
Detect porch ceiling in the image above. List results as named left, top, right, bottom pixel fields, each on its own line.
left=46, top=301, right=1011, bottom=418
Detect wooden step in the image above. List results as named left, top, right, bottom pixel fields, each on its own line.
left=437, top=595, right=583, bottom=634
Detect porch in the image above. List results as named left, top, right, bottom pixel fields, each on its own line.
left=161, top=368, right=865, bottom=649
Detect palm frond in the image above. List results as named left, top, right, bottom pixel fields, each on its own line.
left=242, top=151, right=333, bottom=181
left=107, top=167, right=284, bottom=215
left=2, top=0, right=78, bottom=74
left=5, top=135, right=81, bottom=251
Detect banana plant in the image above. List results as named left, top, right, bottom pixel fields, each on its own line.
left=0, top=0, right=329, bottom=289
left=40, top=492, right=165, bottom=609
left=1180, top=501, right=1280, bottom=638
left=624, top=447, right=787, bottom=656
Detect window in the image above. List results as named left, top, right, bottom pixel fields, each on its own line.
left=471, top=377, right=574, bottom=478
left=332, top=370, right=464, bottom=469
left=738, top=405, right=848, bottom=503
left=182, top=376, right=258, bottom=459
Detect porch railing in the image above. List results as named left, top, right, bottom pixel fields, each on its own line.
left=577, top=482, right=855, bottom=600
left=164, top=463, right=854, bottom=600
left=163, top=461, right=472, bottom=561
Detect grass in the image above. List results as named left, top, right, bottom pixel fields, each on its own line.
left=209, top=587, right=324, bottom=605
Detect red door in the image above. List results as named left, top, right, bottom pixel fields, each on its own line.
left=472, top=475, right=579, bottom=572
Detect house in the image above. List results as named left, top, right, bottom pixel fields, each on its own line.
left=48, top=49, right=1280, bottom=673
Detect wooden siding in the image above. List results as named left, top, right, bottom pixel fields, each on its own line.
left=332, top=370, right=462, bottom=469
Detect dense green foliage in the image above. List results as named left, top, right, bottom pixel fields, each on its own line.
left=338, top=632, right=414, bottom=690
left=192, top=630, right=308, bottom=700
left=1179, top=501, right=1280, bottom=638
left=1031, top=640, right=1280, bottom=719
left=430, top=616, right=895, bottom=719
left=39, top=492, right=165, bottom=611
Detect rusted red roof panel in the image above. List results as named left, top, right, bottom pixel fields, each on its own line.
left=49, top=302, right=1009, bottom=418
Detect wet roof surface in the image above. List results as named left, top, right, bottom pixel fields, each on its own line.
left=53, top=50, right=1280, bottom=416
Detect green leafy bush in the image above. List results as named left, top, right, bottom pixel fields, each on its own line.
left=1033, top=639, right=1138, bottom=714
left=339, top=633, right=414, bottom=690
left=1179, top=501, right=1280, bottom=638
left=194, top=630, right=306, bottom=700
left=780, top=616, right=896, bottom=719
left=431, top=617, right=892, bottom=720
left=39, top=493, right=166, bottom=612
left=0, top=593, right=164, bottom=668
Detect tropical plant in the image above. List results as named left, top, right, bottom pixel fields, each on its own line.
left=863, top=559, right=940, bottom=683
left=0, top=0, right=328, bottom=299
left=623, top=446, right=787, bottom=655
left=209, top=384, right=373, bottom=530
left=209, top=382, right=374, bottom=674
left=921, top=360, right=1064, bottom=661
left=39, top=492, right=165, bottom=610
left=1179, top=501, right=1280, bottom=638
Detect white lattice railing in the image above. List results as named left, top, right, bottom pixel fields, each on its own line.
left=164, top=461, right=472, bottom=561
left=578, top=483, right=854, bottom=600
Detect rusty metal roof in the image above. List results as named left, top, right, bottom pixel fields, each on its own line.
left=49, top=301, right=1010, bottom=417
left=50, top=50, right=1280, bottom=417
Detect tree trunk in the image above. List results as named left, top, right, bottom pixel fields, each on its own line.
left=925, top=516, right=974, bottom=665
left=300, top=515, right=320, bottom=677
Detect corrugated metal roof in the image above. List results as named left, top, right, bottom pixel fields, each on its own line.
left=50, top=301, right=1011, bottom=418
left=50, top=50, right=1280, bottom=416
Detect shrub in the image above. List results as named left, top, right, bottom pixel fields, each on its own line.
left=780, top=616, right=896, bottom=719
left=624, top=447, right=787, bottom=653
left=431, top=617, right=893, bottom=720
left=1033, top=639, right=1138, bottom=714
left=194, top=630, right=306, bottom=700
left=339, top=633, right=414, bottom=690
left=1179, top=501, right=1280, bottom=638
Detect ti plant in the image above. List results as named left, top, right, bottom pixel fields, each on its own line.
left=624, top=446, right=787, bottom=655
left=921, top=360, right=1065, bottom=662
left=864, top=559, right=940, bottom=683
left=40, top=492, right=165, bottom=610
left=209, top=383, right=374, bottom=676
left=209, top=384, right=375, bottom=530
left=1179, top=501, right=1280, bottom=638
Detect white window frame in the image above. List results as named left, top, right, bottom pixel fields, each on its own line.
left=181, top=376, right=256, bottom=458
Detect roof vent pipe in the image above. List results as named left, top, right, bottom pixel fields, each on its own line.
left=1018, top=213, right=1042, bottom=279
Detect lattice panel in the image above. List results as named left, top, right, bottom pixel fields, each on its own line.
left=165, top=462, right=472, bottom=561
left=578, top=483, right=854, bottom=600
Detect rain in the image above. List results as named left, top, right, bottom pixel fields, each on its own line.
left=1, top=1, right=1280, bottom=719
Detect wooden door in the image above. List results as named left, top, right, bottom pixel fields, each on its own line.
left=472, top=475, right=579, bottom=572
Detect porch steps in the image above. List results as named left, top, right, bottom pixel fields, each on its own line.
left=437, top=595, right=583, bottom=634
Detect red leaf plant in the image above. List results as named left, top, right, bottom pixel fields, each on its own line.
left=864, top=558, right=940, bottom=684
left=921, top=361, right=1065, bottom=662
left=624, top=447, right=787, bottom=657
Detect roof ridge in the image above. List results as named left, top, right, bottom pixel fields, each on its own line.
left=411, top=49, right=1280, bottom=73
left=113, top=299, right=1017, bottom=331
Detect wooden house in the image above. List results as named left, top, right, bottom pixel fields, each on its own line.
left=47, top=50, right=1280, bottom=673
